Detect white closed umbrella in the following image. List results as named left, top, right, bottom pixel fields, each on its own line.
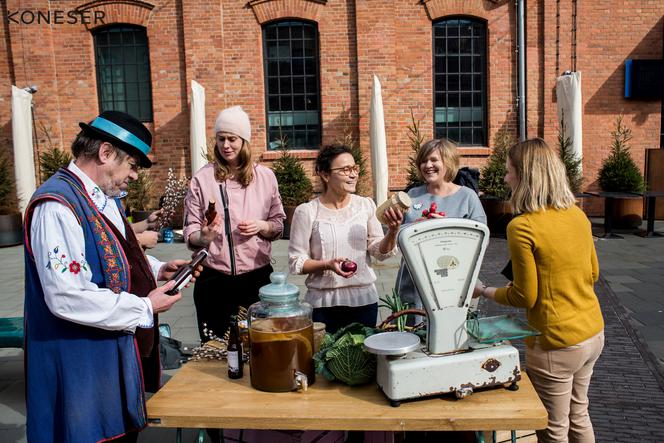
left=370, top=75, right=388, bottom=206
left=11, top=85, right=36, bottom=214
left=556, top=72, right=583, bottom=171
left=190, top=80, right=208, bottom=175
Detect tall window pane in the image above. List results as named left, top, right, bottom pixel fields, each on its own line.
left=433, top=18, right=487, bottom=146
left=93, top=25, right=153, bottom=122
left=263, top=21, right=321, bottom=150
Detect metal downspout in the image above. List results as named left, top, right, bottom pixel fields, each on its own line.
left=517, top=0, right=527, bottom=141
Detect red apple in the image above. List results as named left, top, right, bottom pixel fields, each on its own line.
left=341, top=260, right=357, bottom=273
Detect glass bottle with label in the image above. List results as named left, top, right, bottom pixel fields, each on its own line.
left=227, top=315, right=243, bottom=379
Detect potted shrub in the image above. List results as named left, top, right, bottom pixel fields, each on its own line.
left=38, top=123, right=72, bottom=184
left=126, top=169, right=154, bottom=222
left=479, top=129, right=514, bottom=235
left=271, top=143, right=313, bottom=239
left=558, top=113, right=583, bottom=195
left=336, top=106, right=370, bottom=196
left=39, top=145, right=72, bottom=184
left=405, top=109, right=425, bottom=191
left=0, top=151, right=22, bottom=247
left=598, top=116, right=645, bottom=229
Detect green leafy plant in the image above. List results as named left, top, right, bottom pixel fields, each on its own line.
left=37, top=122, right=72, bottom=183
left=558, top=112, right=583, bottom=194
left=598, top=115, right=645, bottom=193
left=479, top=129, right=514, bottom=200
left=336, top=105, right=369, bottom=195
left=0, top=150, right=18, bottom=215
left=378, top=289, right=410, bottom=332
left=406, top=109, right=425, bottom=190
left=313, top=323, right=379, bottom=386
left=39, top=146, right=72, bottom=183
left=272, top=137, right=313, bottom=206
left=126, top=169, right=154, bottom=212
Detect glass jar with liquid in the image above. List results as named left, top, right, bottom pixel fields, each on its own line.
left=248, top=272, right=315, bottom=392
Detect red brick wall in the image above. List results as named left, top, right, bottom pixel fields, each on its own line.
left=1, top=0, right=662, bottom=215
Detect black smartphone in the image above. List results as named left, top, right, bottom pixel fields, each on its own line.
left=501, top=260, right=513, bottom=282
left=166, top=249, right=209, bottom=295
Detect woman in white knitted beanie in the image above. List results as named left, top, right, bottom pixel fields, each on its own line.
left=183, top=105, right=286, bottom=341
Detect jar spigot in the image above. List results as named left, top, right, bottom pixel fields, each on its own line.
left=294, top=371, right=308, bottom=391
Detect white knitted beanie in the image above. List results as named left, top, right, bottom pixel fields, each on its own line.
left=214, top=106, right=251, bottom=142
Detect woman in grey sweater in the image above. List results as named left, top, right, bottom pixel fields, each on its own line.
left=396, top=138, right=486, bottom=314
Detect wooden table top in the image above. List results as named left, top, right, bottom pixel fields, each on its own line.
left=147, top=361, right=548, bottom=432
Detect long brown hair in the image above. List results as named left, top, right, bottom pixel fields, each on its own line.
left=508, top=138, right=576, bottom=215
left=213, top=139, right=254, bottom=187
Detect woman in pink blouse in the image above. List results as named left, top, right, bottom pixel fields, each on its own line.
left=288, top=145, right=403, bottom=333
left=184, top=106, right=286, bottom=341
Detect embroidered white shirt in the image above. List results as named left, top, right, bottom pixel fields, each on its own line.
left=29, top=162, right=161, bottom=332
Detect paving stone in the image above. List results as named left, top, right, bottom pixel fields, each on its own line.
left=604, top=275, right=641, bottom=284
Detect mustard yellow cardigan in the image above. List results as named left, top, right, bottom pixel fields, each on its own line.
left=494, top=205, right=604, bottom=350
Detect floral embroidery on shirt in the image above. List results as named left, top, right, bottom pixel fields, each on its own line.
left=90, top=186, right=108, bottom=212
left=46, top=247, right=88, bottom=274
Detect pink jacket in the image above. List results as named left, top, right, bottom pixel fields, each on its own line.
left=183, top=163, right=285, bottom=275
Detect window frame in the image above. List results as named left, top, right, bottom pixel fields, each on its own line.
left=432, top=16, right=488, bottom=147
left=262, top=19, right=322, bottom=150
left=93, top=24, right=154, bottom=122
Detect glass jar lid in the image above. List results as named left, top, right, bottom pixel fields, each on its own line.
left=258, top=272, right=300, bottom=303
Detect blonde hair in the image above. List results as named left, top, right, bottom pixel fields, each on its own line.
left=415, top=138, right=459, bottom=183
left=214, top=139, right=254, bottom=187
left=508, top=138, right=576, bottom=215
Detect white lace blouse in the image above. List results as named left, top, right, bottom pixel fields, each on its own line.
left=288, top=195, right=397, bottom=308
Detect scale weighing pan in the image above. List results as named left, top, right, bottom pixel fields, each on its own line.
left=364, top=332, right=421, bottom=356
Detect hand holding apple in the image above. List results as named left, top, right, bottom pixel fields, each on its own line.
left=341, top=260, right=357, bottom=273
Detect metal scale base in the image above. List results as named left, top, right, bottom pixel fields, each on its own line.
left=375, top=342, right=521, bottom=406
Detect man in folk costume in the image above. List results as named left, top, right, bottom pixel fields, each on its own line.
left=24, top=111, right=196, bottom=442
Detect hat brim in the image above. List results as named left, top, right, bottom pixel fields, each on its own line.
left=79, top=122, right=153, bottom=168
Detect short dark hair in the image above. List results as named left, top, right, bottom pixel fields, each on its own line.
left=71, top=131, right=128, bottom=161
left=315, top=144, right=353, bottom=174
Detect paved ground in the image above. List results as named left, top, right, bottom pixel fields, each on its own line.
left=1, top=219, right=663, bottom=442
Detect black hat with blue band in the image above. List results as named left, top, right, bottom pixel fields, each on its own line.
left=79, top=110, right=153, bottom=168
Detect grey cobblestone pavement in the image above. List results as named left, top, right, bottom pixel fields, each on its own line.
left=1, top=220, right=663, bottom=442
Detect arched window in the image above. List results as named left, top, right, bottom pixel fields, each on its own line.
left=263, top=20, right=321, bottom=150
left=433, top=18, right=487, bottom=146
left=93, top=25, right=153, bottom=122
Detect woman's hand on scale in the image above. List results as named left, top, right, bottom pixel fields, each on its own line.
left=326, top=257, right=356, bottom=278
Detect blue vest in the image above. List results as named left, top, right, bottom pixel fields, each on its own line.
left=24, top=168, right=147, bottom=443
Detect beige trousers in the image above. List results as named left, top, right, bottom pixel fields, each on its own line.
left=526, top=330, right=605, bottom=443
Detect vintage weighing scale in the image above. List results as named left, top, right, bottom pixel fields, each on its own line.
left=364, top=218, right=538, bottom=406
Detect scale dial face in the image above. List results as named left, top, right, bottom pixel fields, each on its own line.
left=399, top=220, right=488, bottom=311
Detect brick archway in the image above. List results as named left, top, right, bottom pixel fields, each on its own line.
left=75, top=0, right=154, bottom=30
left=421, top=0, right=505, bottom=21
left=247, top=0, right=327, bottom=24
